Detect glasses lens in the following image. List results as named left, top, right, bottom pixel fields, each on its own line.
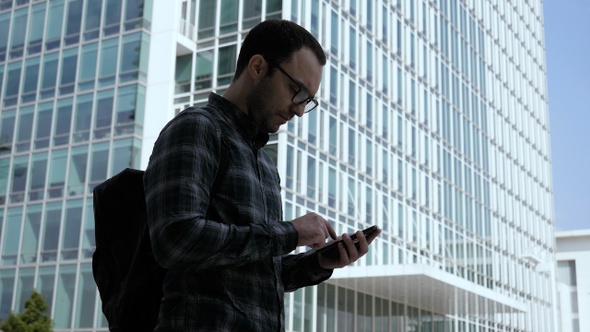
left=304, top=100, right=319, bottom=113
left=292, top=90, right=309, bottom=104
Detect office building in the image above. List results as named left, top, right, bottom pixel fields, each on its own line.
left=0, top=0, right=557, bottom=331
left=556, top=230, right=590, bottom=332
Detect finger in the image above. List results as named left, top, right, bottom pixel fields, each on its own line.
left=341, top=233, right=359, bottom=262
left=324, top=220, right=337, bottom=240
left=336, top=242, right=350, bottom=264
left=366, top=228, right=382, bottom=244
left=355, top=230, right=369, bottom=254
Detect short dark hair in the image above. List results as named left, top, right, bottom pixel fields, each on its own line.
left=233, top=19, right=326, bottom=80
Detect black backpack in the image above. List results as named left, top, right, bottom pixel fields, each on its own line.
left=92, top=168, right=162, bottom=331
left=92, top=108, right=227, bottom=331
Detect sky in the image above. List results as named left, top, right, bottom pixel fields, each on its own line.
left=543, top=0, right=590, bottom=231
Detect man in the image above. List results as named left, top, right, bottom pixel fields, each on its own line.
left=144, top=19, right=381, bottom=331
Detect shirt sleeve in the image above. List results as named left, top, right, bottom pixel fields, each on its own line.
left=281, top=251, right=333, bottom=292
left=144, top=111, right=298, bottom=270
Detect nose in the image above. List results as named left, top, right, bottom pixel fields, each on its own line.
left=290, top=103, right=306, bottom=117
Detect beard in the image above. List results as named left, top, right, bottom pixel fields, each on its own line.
left=246, top=78, right=280, bottom=134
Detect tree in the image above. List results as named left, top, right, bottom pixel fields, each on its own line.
left=0, top=290, right=53, bottom=332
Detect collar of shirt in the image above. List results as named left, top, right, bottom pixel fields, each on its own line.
left=207, top=93, right=270, bottom=149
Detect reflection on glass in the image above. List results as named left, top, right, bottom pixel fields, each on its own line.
left=28, top=151, right=49, bottom=200
left=54, top=99, right=73, bottom=146
left=49, top=149, right=67, bottom=198
left=15, top=268, right=35, bottom=312
left=75, top=264, right=96, bottom=327
left=54, top=264, right=76, bottom=328
left=61, top=200, right=83, bottom=260
left=21, top=205, right=42, bottom=264
left=45, top=0, right=65, bottom=50
left=94, top=90, right=114, bottom=139
left=10, top=155, right=28, bottom=203
left=67, top=146, right=87, bottom=196
left=41, top=202, right=61, bottom=262
left=27, top=3, right=46, bottom=55
left=2, top=208, right=22, bottom=264
left=35, top=102, right=53, bottom=149
left=22, top=57, right=40, bottom=103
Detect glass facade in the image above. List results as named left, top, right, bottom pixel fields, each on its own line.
left=179, top=1, right=554, bottom=331
left=0, top=0, right=556, bottom=331
left=0, top=0, right=152, bottom=330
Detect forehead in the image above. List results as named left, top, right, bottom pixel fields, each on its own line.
left=279, top=48, right=324, bottom=94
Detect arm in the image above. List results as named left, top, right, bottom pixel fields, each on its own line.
left=282, top=227, right=382, bottom=291
left=144, top=111, right=298, bottom=270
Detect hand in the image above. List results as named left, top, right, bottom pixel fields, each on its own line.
left=317, top=227, right=381, bottom=269
left=291, top=213, right=337, bottom=249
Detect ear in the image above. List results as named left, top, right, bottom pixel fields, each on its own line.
left=247, top=54, right=268, bottom=81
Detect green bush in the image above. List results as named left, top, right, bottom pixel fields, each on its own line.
left=0, top=290, right=53, bottom=332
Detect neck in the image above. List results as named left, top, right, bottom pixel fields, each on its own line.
left=223, top=82, right=249, bottom=115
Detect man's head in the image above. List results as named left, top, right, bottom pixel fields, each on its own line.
left=225, top=19, right=326, bottom=134
left=233, top=19, right=326, bottom=80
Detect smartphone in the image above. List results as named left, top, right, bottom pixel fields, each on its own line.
left=315, top=225, right=378, bottom=259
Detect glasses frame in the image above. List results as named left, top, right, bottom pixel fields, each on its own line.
left=264, top=57, right=319, bottom=113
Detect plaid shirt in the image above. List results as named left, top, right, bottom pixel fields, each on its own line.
left=144, top=93, right=332, bottom=331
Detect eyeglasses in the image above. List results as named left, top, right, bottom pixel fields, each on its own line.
left=265, top=58, right=319, bottom=113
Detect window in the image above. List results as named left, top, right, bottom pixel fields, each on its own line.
left=110, top=138, right=139, bottom=173
left=27, top=3, right=46, bottom=54
left=60, top=48, right=78, bottom=95
left=22, top=57, right=40, bottom=103
left=45, top=0, right=65, bottom=50
left=219, top=0, right=238, bottom=34
left=557, top=260, right=577, bottom=286
left=21, top=205, right=42, bottom=264
left=307, top=157, right=316, bottom=198
left=10, top=8, right=28, bottom=58
left=15, top=106, right=34, bottom=152
left=65, top=0, right=83, bottom=45
left=94, top=89, right=114, bottom=139
left=75, top=264, right=97, bottom=327
left=124, top=0, right=144, bottom=30
left=99, top=38, right=119, bottom=87
left=54, top=264, right=76, bottom=328
left=217, top=45, right=236, bottom=86
left=78, top=43, right=98, bottom=91
left=28, top=153, right=48, bottom=201
left=115, top=85, right=137, bottom=135
left=73, top=94, right=93, bottom=142
left=81, top=200, right=95, bottom=259
left=120, top=33, right=141, bottom=82
left=35, top=102, right=53, bottom=149
left=4, top=62, right=22, bottom=107
left=330, top=10, right=338, bottom=56
left=0, top=269, right=16, bottom=319
left=198, top=0, right=216, bottom=39
left=195, top=51, right=213, bottom=89
left=242, top=0, right=261, bottom=29
left=67, top=146, right=87, bottom=196
left=0, top=12, right=10, bottom=61
left=48, top=149, right=67, bottom=199
left=40, top=52, right=59, bottom=99
left=37, top=266, right=56, bottom=314
left=89, top=142, right=109, bottom=190
left=0, top=110, right=16, bottom=156
left=104, top=0, right=122, bottom=36
left=10, top=155, right=28, bottom=204
left=54, top=98, right=73, bottom=146
left=2, top=208, right=22, bottom=264
left=61, top=200, right=83, bottom=260
left=84, top=0, right=102, bottom=40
